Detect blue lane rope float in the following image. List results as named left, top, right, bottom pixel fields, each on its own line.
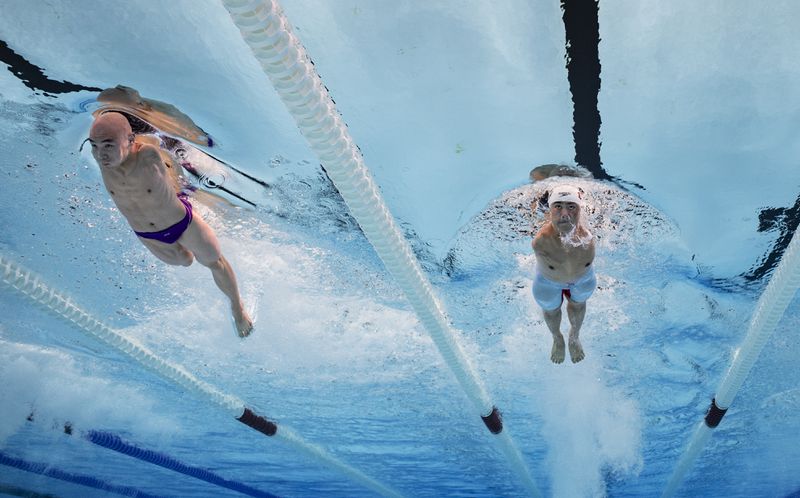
left=219, top=1, right=539, bottom=494
left=0, top=451, right=163, bottom=498
left=84, top=429, right=278, bottom=498
left=662, top=223, right=800, bottom=497
left=0, top=253, right=401, bottom=498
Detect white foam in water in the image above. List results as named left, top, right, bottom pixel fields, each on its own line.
left=125, top=212, right=438, bottom=385
left=536, top=360, right=642, bottom=497
left=503, top=323, right=643, bottom=496
left=0, top=339, right=179, bottom=445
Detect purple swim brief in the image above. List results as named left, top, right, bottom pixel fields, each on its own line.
left=134, top=196, right=193, bottom=244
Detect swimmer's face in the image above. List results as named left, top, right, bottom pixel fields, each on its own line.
left=88, top=126, right=132, bottom=168
left=549, top=201, right=580, bottom=232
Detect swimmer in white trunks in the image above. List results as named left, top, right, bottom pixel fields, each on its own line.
left=532, top=185, right=596, bottom=364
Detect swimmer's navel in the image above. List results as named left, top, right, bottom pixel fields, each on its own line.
left=548, top=265, right=555, bottom=270
left=149, top=222, right=155, bottom=227
left=147, top=189, right=152, bottom=193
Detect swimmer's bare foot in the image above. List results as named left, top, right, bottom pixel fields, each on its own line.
left=551, top=333, right=566, bottom=364
left=568, top=335, right=585, bottom=363
left=232, top=305, right=253, bottom=338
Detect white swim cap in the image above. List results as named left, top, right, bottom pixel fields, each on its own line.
left=548, top=185, right=583, bottom=206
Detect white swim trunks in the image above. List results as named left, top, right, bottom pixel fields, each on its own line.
left=532, top=266, right=596, bottom=311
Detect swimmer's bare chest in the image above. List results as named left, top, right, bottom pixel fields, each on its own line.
left=102, top=154, right=184, bottom=232
left=533, top=236, right=595, bottom=283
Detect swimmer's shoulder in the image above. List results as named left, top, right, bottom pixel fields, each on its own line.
left=532, top=226, right=558, bottom=253
left=129, top=144, right=170, bottom=175
left=133, top=143, right=165, bottom=163
left=580, top=226, right=595, bottom=245
left=533, top=222, right=556, bottom=242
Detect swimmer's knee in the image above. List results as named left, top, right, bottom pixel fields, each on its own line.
left=178, top=252, right=194, bottom=267
left=197, top=254, right=223, bottom=269
left=566, top=298, right=587, bottom=310
left=542, top=306, right=561, bottom=316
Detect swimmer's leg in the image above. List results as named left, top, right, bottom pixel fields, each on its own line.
left=533, top=275, right=566, bottom=363
left=566, top=299, right=586, bottom=363
left=139, top=237, right=194, bottom=266
left=178, top=217, right=253, bottom=337
left=205, top=255, right=253, bottom=338
left=542, top=306, right=566, bottom=364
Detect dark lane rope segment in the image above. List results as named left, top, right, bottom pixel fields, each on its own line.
left=238, top=407, right=279, bottom=437
left=560, top=0, right=612, bottom=181
left=0, top=40, right=101, bottom=95
left=703, top=398, right=728, bottom=428
left=481, top=406, right=503, bottom=434
left=0, top=451, right=164, bottom=498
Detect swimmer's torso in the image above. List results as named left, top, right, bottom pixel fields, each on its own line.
left=100, top=144, right=186, bottom=233
left=532, top=224, right=595, bottom=283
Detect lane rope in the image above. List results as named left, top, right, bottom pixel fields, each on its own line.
left=662, top=225, right=800, bottom=497
left=84, top=429, right=279, bottom=498
left=0, top=253, right=401, bottom=498
left=0, top=450, right=163, bottom=498
left=218, top=1, right=540, bottom=494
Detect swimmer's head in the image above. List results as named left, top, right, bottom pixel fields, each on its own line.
left=88, top=112, right=134, bottom=168
left=548, top=185, right=583, bottom=207
left=547, top=185, right=586, bottom=238
left=90, top=112, right=132, bottom=138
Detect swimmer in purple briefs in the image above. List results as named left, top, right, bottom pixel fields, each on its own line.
left=88, top=112, right=253, bottom=337
left=531, top=185, right=596, bottom=364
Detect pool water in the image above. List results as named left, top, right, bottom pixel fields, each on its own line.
left=2, top=1, right=800, bottom=497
